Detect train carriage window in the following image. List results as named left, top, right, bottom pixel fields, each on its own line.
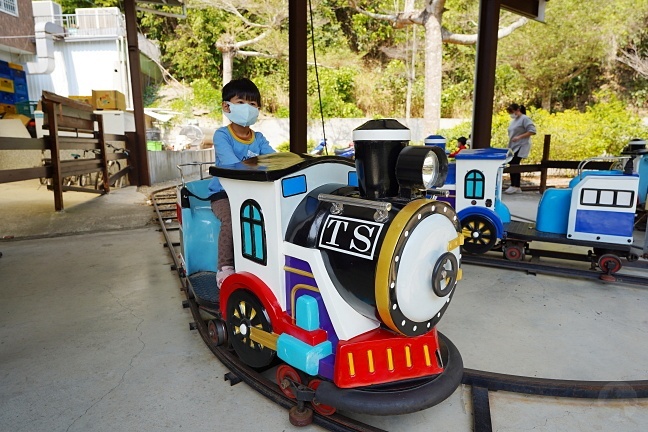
left=464, top=170, right=485, bottom=200
left=617, top=191, right=633, bottom=207
left=599, top=190, right=614, bottom=205
left=580, top=188, right=635, bottom=208
left=240, top=200, right=267, bottom=265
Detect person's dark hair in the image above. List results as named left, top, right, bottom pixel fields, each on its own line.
left=457, top=136, right=467, bottom=145
left=222, top=78, right=262, bottom=107
left=507, top=103, right=526, bottom=115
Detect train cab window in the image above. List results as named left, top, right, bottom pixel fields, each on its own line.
left=240, top=200, right=267, bottom=265
left=464, top=170, right=485, bottom=200
left=580, top=188, right=635, bottom=208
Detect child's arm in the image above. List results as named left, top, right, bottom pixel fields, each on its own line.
left=214, top=129, right=241, bottom=165
left=256, top=133, right=276, bottom=155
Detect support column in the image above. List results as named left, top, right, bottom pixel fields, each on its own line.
left=471, top=0, right=501, bottom=149
left=124, top=0, right=151, bottom=185
left=288, top=0, right=307, bottom=154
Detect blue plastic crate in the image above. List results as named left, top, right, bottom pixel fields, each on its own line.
left=14, top=82, right=28, bottom=96
left=0, top=91, right=15, bottom=104
left=14, top=93, right=28, bottom=103
left=0, top=61, right=9, bottom=78
left=10, top=69, right=25, bottom=81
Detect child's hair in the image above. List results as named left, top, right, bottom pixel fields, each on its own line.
left=507, top=103, right=526, bottom=115
left=222, top=78, right=262, bottom=107
left=457, top=136, right=467, bottom=145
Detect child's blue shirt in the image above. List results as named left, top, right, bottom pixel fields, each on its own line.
left=208, top=125, right=275, bottom=196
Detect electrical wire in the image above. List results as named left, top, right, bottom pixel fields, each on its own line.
left=308, top=0, right=327, bottom=155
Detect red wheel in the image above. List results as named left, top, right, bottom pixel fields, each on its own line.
left=308, top=379, right=336, bottom=416
left=276, top=365, right=302, bottom=399
left=503, top=244, right=525, bottom=261
left=598, top=254, right=622, bottom=274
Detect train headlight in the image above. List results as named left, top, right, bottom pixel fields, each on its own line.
left=395, top=145, right=449, bottom=190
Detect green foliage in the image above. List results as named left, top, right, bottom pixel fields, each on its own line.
left=308, top=67, right=363, bottom=118
left=143, top=84, right=159, bottom=107
left=274, top=139, right=317, bottom=153
left=439, top=96, right=648, bottom=162
left=191, top=79, right=222, bottom=114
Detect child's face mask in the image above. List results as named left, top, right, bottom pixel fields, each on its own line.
left=509, top=113, right=516, bottom=119
left=225, top=102, right=259, bottom=127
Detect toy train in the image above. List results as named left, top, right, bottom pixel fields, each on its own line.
left=438, top=143, right=644, bottom=277
left=176, top=119, right=465, bottom=418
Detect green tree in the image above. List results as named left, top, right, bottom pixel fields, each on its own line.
left=348, top=0, right=527, bottom=133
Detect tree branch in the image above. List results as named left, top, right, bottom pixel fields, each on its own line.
left=616, top=46, right=648, bottom=77
left=348, top=0, right=423, bottom=25
left=442, top=16, right=527, bottom=45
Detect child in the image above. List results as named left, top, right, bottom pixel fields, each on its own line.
left=449, top=136, right=468, bottom=158
left=208, top=78, right=275, bottom=287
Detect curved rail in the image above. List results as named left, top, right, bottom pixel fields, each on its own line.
left=151, top=187, right=648, bottom=432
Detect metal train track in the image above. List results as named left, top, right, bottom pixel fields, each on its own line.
left=151, top=187, right=648, bottom=432
left=462, top=253, right=648, bottom=287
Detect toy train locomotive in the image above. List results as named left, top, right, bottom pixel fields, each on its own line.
left=176, top=119, right=464, bottom=418
left=439, top=144, right=644, bottom=277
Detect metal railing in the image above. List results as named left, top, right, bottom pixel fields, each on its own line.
left=34, top=11, right=126, bottom=38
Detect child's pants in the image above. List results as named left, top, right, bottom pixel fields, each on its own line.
left=211, top=198, right=234, bottom=271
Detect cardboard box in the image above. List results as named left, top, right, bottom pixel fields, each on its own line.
left=68, top=95, right=93, bottom=105
left=0, top=104, right=16, bottom=114
left=92, top=90, right=126, bottom=111
left=2, top=113, right=31, bottom=125
left=0, top=78, right=14, bottom=93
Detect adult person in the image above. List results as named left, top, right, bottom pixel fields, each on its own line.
left=504, top=103, right=536, bottom=194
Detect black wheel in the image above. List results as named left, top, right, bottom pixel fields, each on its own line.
left=432, top=252, right=458, bottom=297
left=207, top=319, right=227, bottom=346
left=227, top=289, right=275, bottom=368
left=461, top=215, right=497, bottom=254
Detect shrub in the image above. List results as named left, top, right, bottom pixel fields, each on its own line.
left=438, top=98, right=648, bottom=164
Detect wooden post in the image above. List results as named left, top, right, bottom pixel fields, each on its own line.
left=97, top=115, right=110, bottom=193
left=288, top=0, right=307, bottom=153
left=43, top=100, right=64, bottom=211
left=125, top=131, right=139, bottom=186
left=539, top=134, right=551, bottom=193
left=471, top=0, right=501, bottom=149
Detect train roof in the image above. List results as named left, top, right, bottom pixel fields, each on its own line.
left=454, top=148, right=510, bottom=160
left=208, top=152, right=355, bottom=182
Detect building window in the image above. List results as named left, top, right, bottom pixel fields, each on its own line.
left=1, top=0, right=18, bottom=16
left=240, top=200, right=267, bottom=265
left=464, top=170, right=485, bottom=199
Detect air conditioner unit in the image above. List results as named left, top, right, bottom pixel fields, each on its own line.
left=32, top=1, right=63, bottom=27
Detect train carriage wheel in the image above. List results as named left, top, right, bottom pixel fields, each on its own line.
left=503, top=244, right=525, bottom=261
left=276, top=365, right=302, bottom=399
left=461, top=215, right=497, bottom=254
left=226, top=289, right=275, bottom=368
left=598, top=254, right=622, bottom=275
left=308, top=379, right=336, bottom=416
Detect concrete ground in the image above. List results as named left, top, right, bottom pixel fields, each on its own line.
left=1, top=179, right=647, bottom=431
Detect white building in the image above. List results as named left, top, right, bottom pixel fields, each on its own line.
left=2, top=1, right=162, bottom=109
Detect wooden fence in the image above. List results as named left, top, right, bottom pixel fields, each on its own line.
left=0, top=91, right=132, bottom=211
left=504, top=135, right=618, bottom=193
